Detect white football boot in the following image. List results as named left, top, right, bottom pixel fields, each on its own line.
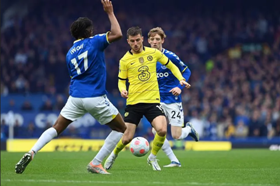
left=104, top=152, right=118, bottom=170
left=147, top=157, right=161, bottom=171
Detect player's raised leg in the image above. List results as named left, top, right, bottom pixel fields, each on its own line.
left=160, top=102, right=198, bottom=167
left=104, top=123, right=136, bottom=170
left=185, top=122, right=199, bottom=141
left=15, top=115, right=72, bottom=174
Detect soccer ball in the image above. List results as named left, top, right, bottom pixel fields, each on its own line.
left=129, top=137, right=150, bottom=157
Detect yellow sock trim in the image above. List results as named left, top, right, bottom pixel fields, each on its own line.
left=151, top=133, right=166, bottom=155
left=113, top=138, right=126, bottom=155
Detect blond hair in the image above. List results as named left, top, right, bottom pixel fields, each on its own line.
left=148, top=27, right=166, bottom=39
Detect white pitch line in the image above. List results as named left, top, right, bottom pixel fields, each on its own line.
left=1, top=179, right=278, bottom=186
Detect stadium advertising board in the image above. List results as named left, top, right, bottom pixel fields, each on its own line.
left=1, top=111, right=99, bottom=129
left=7, top=139, right=233, bottom=152
left=7, top=139, right=105, bottom=152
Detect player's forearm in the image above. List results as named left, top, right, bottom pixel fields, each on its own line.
left=118, top=79, right=127, bottom=93
left=166, top=61, right=185, bottom=81
left=177, top=68, right=191, bottom=90
left=107, top=13, right=122, bottom=42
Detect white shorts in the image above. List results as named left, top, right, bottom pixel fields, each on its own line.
left=161, top=102, right=184, bottom=127
left=60, top=95, right=119, bottom=125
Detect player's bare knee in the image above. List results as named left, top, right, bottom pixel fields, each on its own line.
left=156, top=127, right=167, bottom=136
left=122, top=136, right=132, bottom=145
left=172, top=133, right=181, bottom=140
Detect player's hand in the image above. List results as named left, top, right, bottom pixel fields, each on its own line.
left=169, top=87, right=182, bottom=96
left=121, top=90, right=128, bottom=99
left=180, top=80, right=191, bottom=89
left=101, top=0, right=113, bottom=14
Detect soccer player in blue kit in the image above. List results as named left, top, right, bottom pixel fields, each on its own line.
left=148, top=27, right=199, bottom=167
left=15, top=0, right=126, bottom=175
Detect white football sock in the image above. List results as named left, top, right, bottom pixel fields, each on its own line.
left=178, top=126, right=191, bottom=140
left=162, top=138, right=179, bottom=163
left=152, top=128, right=156, bottom=135
left=31, top=127, right=58, bottom=154
left=148, top=153, right=156, bottom=160
left=92, top=130, right=123, bottom=165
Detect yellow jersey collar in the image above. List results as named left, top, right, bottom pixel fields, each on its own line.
left=128, top=46, right=145, bottom=55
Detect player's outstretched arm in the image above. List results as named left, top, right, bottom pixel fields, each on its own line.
left=163, top=59, right=191, bottom=88
left=172, top=67, right=191, bottom=92
left=101, top=0, right=122, bottom=43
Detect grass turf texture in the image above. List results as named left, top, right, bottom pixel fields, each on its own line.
left=1, top=150, right=280, bottom=186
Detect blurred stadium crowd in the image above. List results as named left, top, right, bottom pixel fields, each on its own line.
left=1, top=0, right=280, bottom=139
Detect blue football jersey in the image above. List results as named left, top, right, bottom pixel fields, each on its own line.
left=157, top=48, right=190, bottom=103
left=66, top=33, right=110, bottom=97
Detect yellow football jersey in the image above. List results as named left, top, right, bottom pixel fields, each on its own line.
left=118, top=47, right=184, bottom=105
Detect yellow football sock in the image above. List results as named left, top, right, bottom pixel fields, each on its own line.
left=113, top=138, right=126, bottom=155
left=151, top=133, right=166, bottom=155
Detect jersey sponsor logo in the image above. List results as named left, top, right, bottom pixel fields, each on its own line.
left=147, top=55, right=153, bottom=61
left=139, top=57, right=144, bottom=63
left=157, top=72, right=169, bottom=78
left=138, top=66, right=150, bottom=81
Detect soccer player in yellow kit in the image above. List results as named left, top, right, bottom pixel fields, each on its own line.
left=104, top=26, right=191, bottom=171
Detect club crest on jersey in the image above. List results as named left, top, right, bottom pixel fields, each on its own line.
left=124, top=112, right=129, bottom=117
left=139, top=57, right=144, bottom=63
left=147, top=55, right=153, bottom=61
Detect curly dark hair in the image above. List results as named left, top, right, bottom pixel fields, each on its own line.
left=70, top=17, right=94, bottom=40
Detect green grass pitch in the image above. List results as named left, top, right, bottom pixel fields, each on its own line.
left=1, top=150, right=280, bottom=186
